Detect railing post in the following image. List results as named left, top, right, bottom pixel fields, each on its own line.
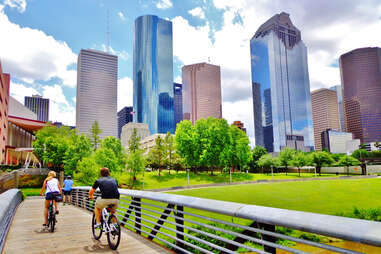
left=175, top=205, right=185, bottom=252
left=258, top=223, right=277, bottom=254
left=134, top=197, right=141, bottom=235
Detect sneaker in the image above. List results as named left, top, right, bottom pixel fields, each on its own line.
left=94, top=223, right=102, bottom=229
left=55, top=210, right=59, bottom=215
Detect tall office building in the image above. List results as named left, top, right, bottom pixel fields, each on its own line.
left=76, top=49, right=118, bottom=138
left=133, top=15, right=174, bottom=134
left=311, top=88, right=341, bottom=150
left=0, top=62, right=10, bottom=163
left=173, top=83, right=183, bottom=128
left=24, top=95, right=49, bottom=122
left=117, top=106, right=133, bottom=138
left=182, top=63, right=222, bottom=124
left=329, top=85, right=345, bottom=131
left=250, top=12, right=314, bottom=152
left=340, top=47, right=381, bottom=143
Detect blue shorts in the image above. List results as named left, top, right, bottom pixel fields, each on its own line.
left=46, top=192, right=59, bottom=200
left=63, top=190, right=71, bottom=195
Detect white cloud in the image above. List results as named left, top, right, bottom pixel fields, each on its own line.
left=156, top=0, right=172, bottom=9
left=41, top=85, right=75, bottom=126
left=9, top=81, right=39, bottom=104
left=174, top=76, right=181, bottom=83
left=118, top=11, right=126, bottom=20
left=117, top=76, right=133, bottom=111
left=0, top=11, right=77, bottom=87
left=3, top=0, right=26, bottom=13
left=101, top=44, right=129, bottom=61
left=188, top=7, right=205, bottom=19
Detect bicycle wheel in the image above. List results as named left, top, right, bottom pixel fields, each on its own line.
left=49, top=209, right=55, bottom=233
left=92, top=213, right=103, bottom=240
left=106, top=214, right=121, bottom=250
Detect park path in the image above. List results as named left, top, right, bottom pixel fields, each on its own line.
left=3, top=198, right=170, bottom=254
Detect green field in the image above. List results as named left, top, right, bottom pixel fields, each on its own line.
left=171, top=177, right=381, bottom=215
left=20, top=188, right=41, bottom=197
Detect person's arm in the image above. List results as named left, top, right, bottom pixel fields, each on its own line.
left=58, top=181, right=62, bottom=194
left=89, top=180, right=99, bottom=200
left=40, top=180, right=46, bottom=196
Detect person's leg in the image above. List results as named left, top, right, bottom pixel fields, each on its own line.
left=94, top=198, right=105, bottom=224
left=53, top=199, right=58, bottom=214
left=94, top=207, right=101, bottom=224
left=68, top=192, right=72, bottom=204
left=44, top=200, right=50, bottom=225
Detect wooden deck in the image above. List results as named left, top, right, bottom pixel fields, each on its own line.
left=3, top=198, right=170, bottom=254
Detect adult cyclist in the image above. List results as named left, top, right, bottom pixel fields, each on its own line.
left=40, top=170, right=62, bottom=226
left=89, top=167, right=120, bottom=228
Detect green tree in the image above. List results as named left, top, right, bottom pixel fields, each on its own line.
left=128, top=128, right=141, bottom=153
left=75, top=155, right=99, bottom=185
left=257, top=154, right=278, bottom=174
left=227, top=125, right=250, bottom=172
left=250, top=146, right=267, bottom=172
left=151, top=135, right=165, bottom=176
left=126, top=128, right=145, bottom=187
left=291, top=152, right=311, bottom=177
left=311, top=151, right=334, bottom=176
left=164, top=132, right=175, bottom=174
left=278, top=148, right=296, bottom=175
left=338, top=155, right=360, bottom=175
left=352, top=149, right=370, bottom=175
left=89, top=121, right=102, bottom=151
left=101, top=136, right=126, bottom=168
left=175, top=120, right=198, bottom=172
left=64, top=132, right=92, bottom=176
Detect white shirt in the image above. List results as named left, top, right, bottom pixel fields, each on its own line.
left=46, top=178, right=60, bottom=194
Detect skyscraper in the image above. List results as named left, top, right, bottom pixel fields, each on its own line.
left=24, top=95, right=49, bottom=122
left=117, top=106, right=133, bottom=138
left=329, top=85, right=345, bottom=132
left=76, top=49, right=118, bottom=138
left=311, top=88, right=341, bottom=150
left=133, top=15, right=174, bottom=134
left=182, top=63, right=222, bottom=124
left=173, top=83, right=183, bottom=128
left=250, top=12, right=314, bottom=152
left=340, top=47, right=381, bottom=143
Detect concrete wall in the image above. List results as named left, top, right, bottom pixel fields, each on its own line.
left=321, top=165, right=381, bottom=174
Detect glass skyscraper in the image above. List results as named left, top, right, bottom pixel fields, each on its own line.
left=117, top=106, right=133, bottom=138
left=133, top=15, right=174, bottom=134
left=250, top=12, right=314, bottom=152
left=173, top=82, right=183, bottom=128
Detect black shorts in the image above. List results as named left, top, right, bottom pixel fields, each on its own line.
left=46, top=192, right=59, bottom=200
left=63, top=190, right=72, bottom=195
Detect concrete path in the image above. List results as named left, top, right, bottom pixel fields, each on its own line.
left=3, top=198, right=170, bottom=254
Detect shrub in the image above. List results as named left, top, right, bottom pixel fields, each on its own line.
left=75, top=156, right=99, bottom=185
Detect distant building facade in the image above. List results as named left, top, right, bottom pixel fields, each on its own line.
left=117, top=106, right=133, bottom=138
left=321, top=129, right=354, bottom=154
left=140, top=133, right=167, bottom=154
left=76, top=49, right=118, bottom=138
left=173, top=83, right=183, bottom=128
left=133, top=15, right=174, bottom=134
left=329, top=85, right=346, bottom=131
left=250, top=12, right=314, bottom=152
left=24, top=95, right=49, bottom=122
left=232, top=121, right=246, bottom=133
left=121, top=122, right=150, bottom=149
left=311, top=88, right=341, bottom=150
left=340, top=47, right=381, bottom=143
left=9, top=96, right=37, bottom=120
left=182, top=63, right=222, bottom=124
left=0, top=63, right=10, bottom=163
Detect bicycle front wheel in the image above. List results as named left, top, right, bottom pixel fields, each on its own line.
left=49, top=211, right=55, bottom=233
left=106, top=214, right=121, bottom=250
left=92, top=213, right=103, bottom=240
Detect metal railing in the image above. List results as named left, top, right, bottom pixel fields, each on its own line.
left=71, top=187, right=381, bottom=254
left=0, top=189, right=23, bottom=252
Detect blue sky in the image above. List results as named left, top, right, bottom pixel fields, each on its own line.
left=1, top=0, right=381, bottom=144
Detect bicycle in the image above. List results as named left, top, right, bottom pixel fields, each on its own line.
left=91, top=202, right=121, bottom=250
left=46, top=198, right=56, bottom=232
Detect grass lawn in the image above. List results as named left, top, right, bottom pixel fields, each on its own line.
left=137, top=171, right=336, bottom=190
left=171, top=178, right=381, bottom=215
left=20, top=188, right=41, bottom=197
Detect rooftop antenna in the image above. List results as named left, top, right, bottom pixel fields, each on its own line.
left=106, top=9, right=110, bottom=53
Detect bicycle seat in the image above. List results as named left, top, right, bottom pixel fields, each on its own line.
left=106, top=205, right=114, bottom=212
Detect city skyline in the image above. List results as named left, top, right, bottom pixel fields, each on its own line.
left=1, top=0, right=381, bottom=145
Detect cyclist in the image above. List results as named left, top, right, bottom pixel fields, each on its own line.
left=40, top=170, right=62, bottom=226
left=89, top=167, right=120, bottom=228
left=63, top=175, right=74, bottom=205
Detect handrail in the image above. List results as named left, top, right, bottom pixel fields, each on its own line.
left=72, top=186, right=381, bottom=253
left=0, top=189, right=23, bottom=252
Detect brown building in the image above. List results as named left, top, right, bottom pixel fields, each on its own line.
left=232, top=121, right=246, bottom=133
left=340, top=47, right=381, bottom=143
left=0, top=63, right=10, bottom=164
left=311, top=88, right=341, bottom=150
left=182, top=63, right=222, bottom=124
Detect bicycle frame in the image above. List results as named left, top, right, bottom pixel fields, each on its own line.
left=101, top=207, right=117, bottom=233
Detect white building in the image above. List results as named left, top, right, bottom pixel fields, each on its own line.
left=140, top=134, right=167, bottom=153
left=76, top=49, right=118, bottom=138
left=321, top=129, right=355, bottom=154
left=346, top=139, right=361, bottom=155
left=121, top=122, right=150, bottom=149
left=9, top=96, right=37, bottom=120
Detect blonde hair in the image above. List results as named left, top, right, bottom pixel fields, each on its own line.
left=45, top=171, right=57, bottom=182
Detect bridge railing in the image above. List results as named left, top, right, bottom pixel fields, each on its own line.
left=0, top=189, right=23, bottom=252
left=71, top=187, right=381, bottom=254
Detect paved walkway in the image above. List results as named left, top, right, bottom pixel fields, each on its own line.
left=3, top=198, right=170, bottom=254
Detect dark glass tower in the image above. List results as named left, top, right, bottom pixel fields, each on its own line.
left=117, top=106, right=133, bottom=138
left=133, top=15, right=174, bottom=134
left=250, top=12, right=314, bottom=152
left=173, top=82, right=183, bottom=128
left=24, top=95, right=49, bottom=122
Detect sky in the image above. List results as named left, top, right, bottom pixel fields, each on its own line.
left=0, top=0, right=381, bottom=145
